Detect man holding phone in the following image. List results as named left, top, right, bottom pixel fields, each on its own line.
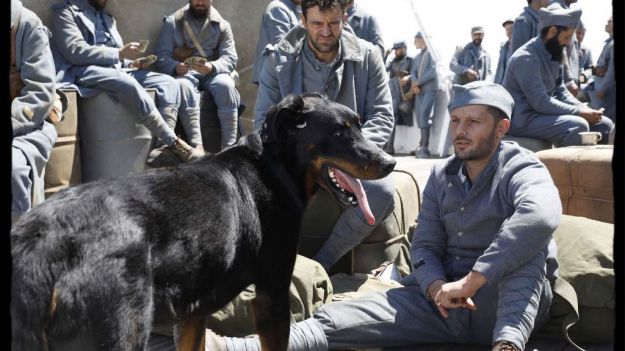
left=50, top=0, right=203, bottom=162
left=154, top=0, right=241, bottom=151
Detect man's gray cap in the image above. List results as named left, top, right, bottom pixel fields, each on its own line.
left=539, top=4, right=582, bottom=30
left=449, top=81, right=514, bottom=119
left=392, top=40, right=407, bottom=49
left=415, top=31, right=424, bottom=39
left=471, top=26, right=485, bottom=34
left=502, top=18, right=514, bottom=27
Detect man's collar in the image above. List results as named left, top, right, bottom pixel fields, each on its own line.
left=275, top=24, right=364, bottom=62
left=445, top=142, right=504, bottom=177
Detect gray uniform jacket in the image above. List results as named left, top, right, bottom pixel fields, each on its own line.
left=11, top=1, right=56, bottom=137
left=494, top=40, right=511, bottom=85
left=578, top=44, right=593, bottom=80
left=254, top=25, right=393, bottom=149
left=154, top=5, right=237, bottom=78
left=591, top=37, right=615, bottom=119
left=410, top=141, right=561, bottom=297
left=449, top=42, right=491, bottom=85
left=50, top=0, right=128, bottom=96
left=510, top=6, right=540, bottom=56
left=346, top=3, right=384, bottom=57
left=11, top=0, right=58, bottom=211
left=411, top=48, right=438, bottom=126
left=251, top=0, right=299, bottom=84
left=502, top=37, right=584, bottom=131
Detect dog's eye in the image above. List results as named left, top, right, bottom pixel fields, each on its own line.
left=334, top=128, right=344, bottom=137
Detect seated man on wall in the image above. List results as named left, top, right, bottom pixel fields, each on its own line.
left=154, top=0, right=241, bottom=151
left=450, top=26, right=492, bottom=85
left=502, top=5, right=613, bottom=146
left=211, top=81, right=562, bottom=351
left=11, top=0, right=58, bottom=223
left=50, top=0, right=202, bottom=162
left=254, top=0, right=396, bottom=273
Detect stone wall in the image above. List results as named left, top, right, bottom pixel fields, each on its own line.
left=22, top=0, right=273, bottom=132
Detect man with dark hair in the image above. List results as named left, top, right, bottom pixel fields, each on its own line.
left=253, top=0, right=395, bottom=274
left=450, top=26, right=491, bottom=85
left=251, top=0, right=301, bottom=85
left=342, top=0, right=384, bottom=56
left=11, top=0, right=58, bottom=222
left=50, top=0, right=202, bottom=163
left=503, top=5, right=613, bottom=146
left=510, top=0, right=550, bottom=55
left=155, top=0, right=241, bottom=151
left=210, top=81, right=561, bottom=351
left=494, top=19, right=514, bottom=85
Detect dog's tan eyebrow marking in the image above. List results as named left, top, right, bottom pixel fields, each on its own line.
left=307, top=144, right=316, bottom=151
left=344, top=121, right=351, bottom=128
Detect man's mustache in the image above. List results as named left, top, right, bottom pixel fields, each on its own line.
left=454, top=137, right=471, bottom=143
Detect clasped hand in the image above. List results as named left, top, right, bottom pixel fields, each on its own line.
left=429, top=271, right=487, bottom=318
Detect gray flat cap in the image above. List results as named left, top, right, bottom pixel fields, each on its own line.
left=539, top=4, right=582, bottom=30
left=415, top=31, right=424, bottom=39
left=471, top=26, right=484, bottom=34
left=449, top=81, right=514, bottom=119
left=392, top=40, right=407, bottom=50
left=502, top=18, right=514, bottom=27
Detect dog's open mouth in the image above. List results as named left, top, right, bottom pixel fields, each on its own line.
left=324, top=166, right=375, bottom=225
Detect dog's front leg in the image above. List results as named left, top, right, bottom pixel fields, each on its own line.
left=252, top=289, right=291, bottom=351
left=174, top=316, right=207, bottom=351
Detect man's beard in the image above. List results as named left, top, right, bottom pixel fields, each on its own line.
left=544, top=36, right=564, bottom=62
left=308, top=35, right=340, bottom=54
left=189, top=5, right=209, bottom=19
left=472, top=38, right=482, bottom=46
left=394, top=52, right=406, bottom=60
left=88, top=0, right=107, bottom=10
left=454, top=127, right=499, bottom=161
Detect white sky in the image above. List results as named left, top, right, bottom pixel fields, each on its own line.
left=356, top=0, right=613, bottom=77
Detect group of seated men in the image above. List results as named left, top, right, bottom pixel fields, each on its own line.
left=383, top=0, right=615, bottom=157
left=10, top=0, right=615, bottom=350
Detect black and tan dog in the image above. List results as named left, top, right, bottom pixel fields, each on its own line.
left=11, top=93, right=396, bottom=351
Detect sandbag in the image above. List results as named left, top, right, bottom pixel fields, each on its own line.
left=538, top=215, right=614, bottom=345
left=536, top=146, right=614, bottom=223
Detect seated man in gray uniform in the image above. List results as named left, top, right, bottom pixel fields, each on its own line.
left=254, top=0, right=395, bottom=273
left=411, top=31, right=439, bottom=158
left=343, top=0, right=384, bottom=57
left=450, top=26, right=492, bottom=85
left=211, top=81, right=561, bottom=351
left=154, top=0, right=241, bottom=150
left=50, top=0, right=202, bottom=163
left=252, top=0, right=301, bottom=85
left=11, top=0, right=58, bottom=223
left=503, top=5, right=613, bottom=146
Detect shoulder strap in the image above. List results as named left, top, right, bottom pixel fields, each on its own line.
left=552, top=276, right=585, bottom=351
left=183, top=20, right=207, bottom=58
left=11, top=12, right=22, bottom=71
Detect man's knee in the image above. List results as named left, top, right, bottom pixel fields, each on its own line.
left=206, top=74, right=240, bottom=108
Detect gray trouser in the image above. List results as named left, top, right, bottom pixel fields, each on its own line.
left=178, top=72, right=241, bottom=148
left=74, top=66, right=180, bottom=145
left=224, top=259, right=552, bottom=351
left=12, top=122, right=57, bottom=217
left=313, top=176, right=396, bottom=271
left=509, top=113, right=614, bottom=146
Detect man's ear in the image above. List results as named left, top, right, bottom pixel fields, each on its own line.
left=546, top=25, right=558, bottom=40
left=343, top=13, right=348, bottom=25
left=497, top=118, right=511, bottom=138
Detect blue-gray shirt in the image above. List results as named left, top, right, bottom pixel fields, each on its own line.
left=252, top=0, right=300, bottom=84
left=510, top=6, right=540, bottom=56
left=410, top=141, right=561, bottom=297
left=449, top=42, right=491, bottom=85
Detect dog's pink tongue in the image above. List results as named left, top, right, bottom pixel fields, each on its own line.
left=334, top=169, right=375, bottom=225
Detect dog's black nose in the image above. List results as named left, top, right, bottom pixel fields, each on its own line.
left=380, top=155, right=396, bottom=174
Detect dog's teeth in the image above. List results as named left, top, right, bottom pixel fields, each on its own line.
left=348, top=196, right=354, bottom=201
left=332, top=178, right=337, bottom=183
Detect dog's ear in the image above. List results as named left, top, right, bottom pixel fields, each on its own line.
left=261, top=94, right=307, bottom=143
